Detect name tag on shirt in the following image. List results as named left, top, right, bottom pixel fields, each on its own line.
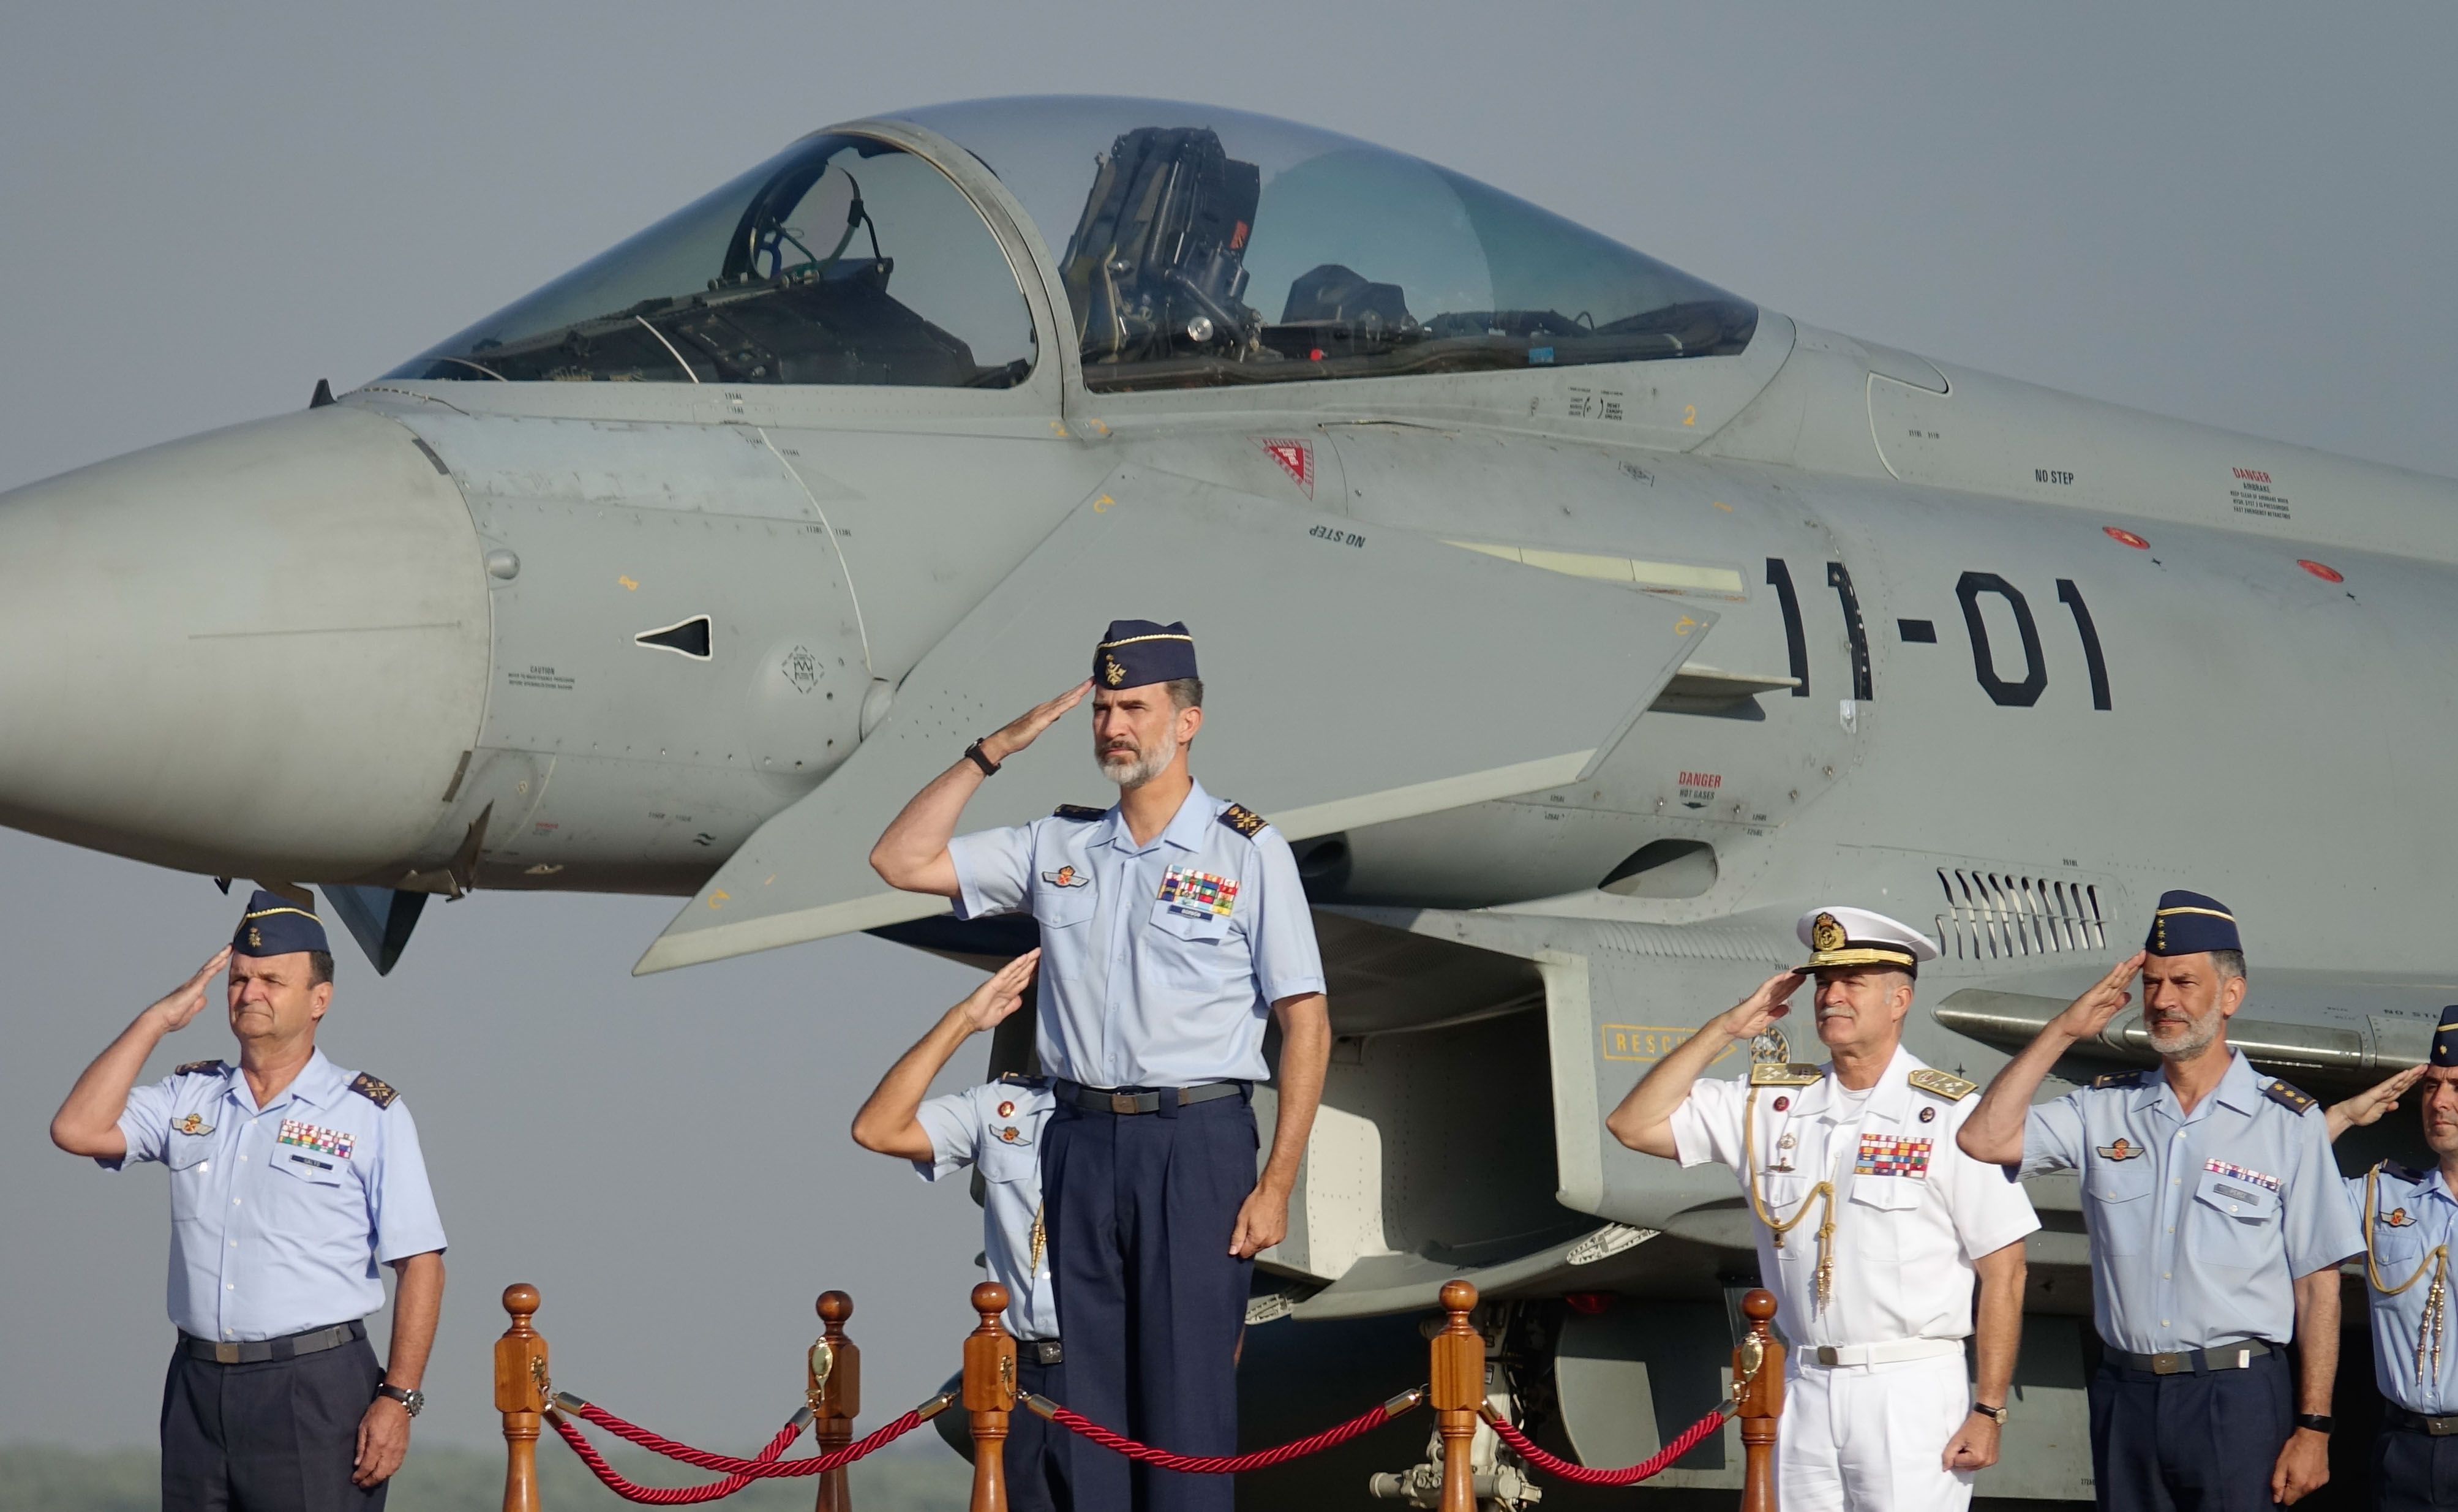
left=278, top=1119, right=355, bottom=1160
left=1158, top=867, right=1238, bottom=919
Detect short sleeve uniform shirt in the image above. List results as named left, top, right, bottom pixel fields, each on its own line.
left=1671, top=1045, right=2039, bottom=1347
left=2345, top=1162, right=2458, bottom=1414
left=947, top=778, right=1324, bottom=1088
left=915, top=1078, right=1060, bottom=1341
left=2021, top=1051, right=2361, bottom=1353
left=105, top=1050, right=446, bottom=1342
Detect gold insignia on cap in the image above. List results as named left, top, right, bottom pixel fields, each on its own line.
left=248, top=927, right=263, bottom=947
left=1811, top=912, right=1846, bottom=953
left=1103, top=656, right=1125, bottom=686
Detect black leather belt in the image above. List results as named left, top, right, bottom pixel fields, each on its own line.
left=2386, top=1405, right=2458, bottom=1436
left=2106, top=1337, right=2271, bottom=1375
left=179, top=1318, right=363, bottom=1365
left=1058, top=1080, right=1246, bottom=1116
left=1022, top=1339, right=1064, bottom=1366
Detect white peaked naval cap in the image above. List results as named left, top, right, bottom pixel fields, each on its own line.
left=1796, top=906, right=1941, bottom=972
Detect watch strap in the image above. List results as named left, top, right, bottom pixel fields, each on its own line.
left=2294, top=1412, right=2333, bottom=1434
left=964, top=739, right=1001, bottom=777
left=1973, top=1402, right=2009, bottom=1424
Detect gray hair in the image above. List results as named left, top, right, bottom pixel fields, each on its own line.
left=1163, top=677, right=1204, bottom=712
left=2209, top=949, right=2246, bottom=984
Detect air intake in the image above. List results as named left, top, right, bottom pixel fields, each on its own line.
left=1934, top=870, right=2105, bottom=960
left=634, top=615, right=712, bottom=660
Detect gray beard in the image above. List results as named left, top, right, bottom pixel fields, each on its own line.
left=2147, top=1006, right=2223, bottom=1061
left=1100, top=729, right=1179, bottom=789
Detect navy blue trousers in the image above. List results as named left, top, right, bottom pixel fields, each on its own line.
left=161, top=1332, right=388, bottom=1512
left=1043, top=1091, right=1256, bottom=1512
left=2372, top=1424, right=2458, bottom=1512
left=1012, top=1353, right=1073, bottom=1512
left=2086, top=1348, right=2291, bottom=1512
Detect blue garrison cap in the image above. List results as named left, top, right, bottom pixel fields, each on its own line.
left=1095, top=620, right=1198, bottom=690
left=2144, top=889, right=2240, bottom=957
left=2432, top=1006, right=2458, bottom=1069
left=233, top=890, right=329, bottom=957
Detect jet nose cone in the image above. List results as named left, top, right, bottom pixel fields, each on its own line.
left=0, top=405, right=489, bottom=877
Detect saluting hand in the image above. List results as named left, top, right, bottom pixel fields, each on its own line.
left=145, top=947, right=232, bottom=1033
left=1716, top=971, right=1806, bottom=1043
left=957, top=950, right=1040, bottom=1033
left=2327, top=1064, right=2426, bottom=1142
left=982, top=682, right=1094, bottom=764
left=2047, top=952, right=2146, bottom=1042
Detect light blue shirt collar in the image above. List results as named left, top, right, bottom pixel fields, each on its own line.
left=1092, top=777, right=1213, bottom=856
left=2138, top=1048, right=2261, bottom=1123
left=222, top=1048, right=347, bottom=1117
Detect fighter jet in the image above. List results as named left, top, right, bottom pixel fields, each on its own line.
left=1, top=96, right=2441, bottom=1501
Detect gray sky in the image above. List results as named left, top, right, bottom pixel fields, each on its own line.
left=7, top=1, right=2456, bottom=1451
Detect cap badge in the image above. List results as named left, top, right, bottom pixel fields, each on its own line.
left=1811, top=912, right=1846, bottom=953
left=174, top=1113, right=214, bottom=1137
left=248, top=927, right=263, bottom=947
left=2384, top=1206, right=2418, bottom=1228
left=2097, top=1137, right=2144, bottom=1161
left=1103, top=655, right=1126, bottom=686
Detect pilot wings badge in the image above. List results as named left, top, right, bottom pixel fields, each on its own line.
left=174, top=1113, right=214, bottom=1137
left=2096, top=1137, right=2145, bottom=1161
left=2382, top=1206, right=2419, bottom=1228
left=1040, top=866, right=1090, bottom=889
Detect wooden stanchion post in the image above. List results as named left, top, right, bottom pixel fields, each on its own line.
left=1429, top=1279, right=1483, bottom=1512
left=963, top=1282, right=1017, bottom=1512
left=496, top=1284, right=548, bottom=1512
left=1735, top=1289, right=1784, bottom=1512
left=813, top=1290, right=861, bottom=1512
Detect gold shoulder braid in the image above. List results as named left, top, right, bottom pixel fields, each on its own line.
left=1743, top=1082, right=1838, bottom=1310
left=2366, top=1164, right=2448, bottom=1384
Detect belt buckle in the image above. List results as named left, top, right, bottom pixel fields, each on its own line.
left=1109, top=1091, right=1140, bottom=1115
left=2149, top=1351, right=2186, bottom=1375
left=213, top=1342, right=240, bottom=1364
left=1813, top=1346, right=1840, bottom=1367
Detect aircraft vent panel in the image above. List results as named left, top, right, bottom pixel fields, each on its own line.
left=1933, top=870, right=2106, bottom=960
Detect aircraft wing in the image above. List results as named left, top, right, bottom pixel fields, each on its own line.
left=634, top=465, right=1715, bottom=973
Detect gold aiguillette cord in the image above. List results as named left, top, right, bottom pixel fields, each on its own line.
left=1745, top=1087, right=1837, bottom=1309
left=2364, top=1165, right=2449, bottom=1385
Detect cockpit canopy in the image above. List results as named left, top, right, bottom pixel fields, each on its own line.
left=389, top=97, right=1755, bottom=393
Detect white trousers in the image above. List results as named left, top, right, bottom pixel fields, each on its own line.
left=1776, top=1350, right=1974, bottom=1512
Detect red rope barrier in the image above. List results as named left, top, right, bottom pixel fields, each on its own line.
left=547, top=1415, right=806, bottom=1505
left=1482, top=1405, right=1729, bottom=1487
left=545, top=1395, right=943, bottom=1500
left=1031, top=1388, right=1423, bottom=1473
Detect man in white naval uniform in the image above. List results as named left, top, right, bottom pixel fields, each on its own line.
left=1608, top=907, right=2038, bottom=1512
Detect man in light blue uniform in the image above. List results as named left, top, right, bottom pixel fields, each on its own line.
left=871, top=620, right=1331, bottom=1512
left=2321, top=1006, right=2458, bottom=1511
left=1959, top=890, right=2362, bottom=1510
left=50, top=892, right=446, bottom=1512
left=851, top=951, right=1072, bottom=1512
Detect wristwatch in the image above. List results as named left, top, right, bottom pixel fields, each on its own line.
left=963, top=738, right=1001, bottom=777
left=2294, top=1413, right=2334, bottom=1435
left=1972, top=1402, right=2009, bottom=1426
left=376, top=1383, right=426, bottom=1418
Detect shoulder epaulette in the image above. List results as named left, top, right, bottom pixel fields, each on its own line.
left=2091, top=1070, right=2152, bottom=1090
left=2263, top=1078, right=2317, bottom=1115
left=1052, top=804, right=1107, bottom=821
left=348, top=1072, right=399, bottom=1108
left=173, top=1059, right=228, bottom=1077
left=1749, top=1062, right=1824, bottom=1088
left=2383, top=1160, right=2427, bottom=1184
left=1907, top=1067, right=1978, bottom=1100
left=1217, top=802, right=1267, bottom=839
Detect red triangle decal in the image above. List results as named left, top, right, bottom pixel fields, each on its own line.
left=1252, top=436, right=1315, bottom=498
